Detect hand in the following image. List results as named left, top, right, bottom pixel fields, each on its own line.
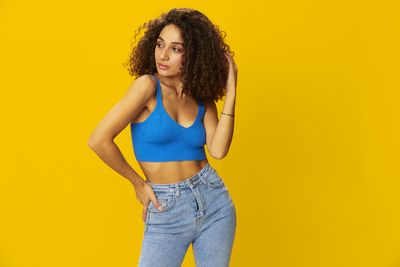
left=225, top=52, right=238, bottom=95
left=133, top=180, right=163, bottom=222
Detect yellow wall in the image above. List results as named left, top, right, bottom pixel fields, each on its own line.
left=1, top=1, right=399, bottom=266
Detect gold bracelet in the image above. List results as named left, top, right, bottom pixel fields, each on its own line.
left=221, top=112, right=235, bottom=117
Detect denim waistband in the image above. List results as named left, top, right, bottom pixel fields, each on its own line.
left=146, top=162, right=214, bottom=194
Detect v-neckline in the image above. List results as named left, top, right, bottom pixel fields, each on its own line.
left=155, top=77, right=200, bottom=129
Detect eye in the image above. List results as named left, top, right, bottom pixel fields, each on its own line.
left=156, top=42, right=182, bottom=53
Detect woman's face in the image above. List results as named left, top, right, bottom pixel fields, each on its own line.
left=155, top=24, right=185, bottom=77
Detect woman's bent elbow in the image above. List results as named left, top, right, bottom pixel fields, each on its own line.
left=88, top=137, right=109, bottom=151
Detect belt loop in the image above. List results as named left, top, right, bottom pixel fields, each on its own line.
left=198, top=173, right=208, bottom=186
left=175, top=183, right=180, bottom=197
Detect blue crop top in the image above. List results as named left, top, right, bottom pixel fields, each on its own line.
left=130, top=75, right=207, bottom=162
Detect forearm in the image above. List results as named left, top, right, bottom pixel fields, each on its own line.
left=89, top=140, right=145, bottom=187
left=211, top=92, right=236, bottom=159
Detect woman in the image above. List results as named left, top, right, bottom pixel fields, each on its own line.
left=88, top=8, right=238, bottom=267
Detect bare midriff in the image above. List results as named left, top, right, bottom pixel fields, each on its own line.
left=138, top=159, right=208, bottom=184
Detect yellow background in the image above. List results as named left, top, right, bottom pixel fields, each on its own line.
left=1, top=0, right=399, bottom=266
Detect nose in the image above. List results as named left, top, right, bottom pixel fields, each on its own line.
left=160, top=48, right=169, bottom=60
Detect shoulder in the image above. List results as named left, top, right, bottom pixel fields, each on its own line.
left=132, top=74, right=157, bottom=93
left=125, top=74, right=157, bottom=99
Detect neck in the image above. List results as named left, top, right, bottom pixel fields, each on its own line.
left=155, top=74, right=185, bottom=98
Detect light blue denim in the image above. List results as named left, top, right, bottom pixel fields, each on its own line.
left=138, top=162, right=237, bottom=267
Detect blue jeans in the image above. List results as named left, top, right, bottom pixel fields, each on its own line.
left=138, top=163, right=237, bottom=267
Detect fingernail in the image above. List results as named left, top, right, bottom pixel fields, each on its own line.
left=158, top=206, right=163, bottom=211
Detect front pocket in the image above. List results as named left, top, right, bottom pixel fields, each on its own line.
left=148, top=194, right=177, bottom=213
left=144, top=208, right=150, bottom=225
left=206, top=173, right=225, bottom=189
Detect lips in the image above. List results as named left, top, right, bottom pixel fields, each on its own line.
left=158, top=63, right=169, bottom=69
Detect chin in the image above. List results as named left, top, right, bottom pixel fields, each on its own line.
left=158, top=69, right=180, bottom=76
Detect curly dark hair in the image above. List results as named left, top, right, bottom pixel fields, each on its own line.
left=122, top=8, right=235, bottom=104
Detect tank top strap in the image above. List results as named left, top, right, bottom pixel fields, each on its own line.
left=150, top=75, right=162, bottom=105
left=199, top=101, right=205, bottom=119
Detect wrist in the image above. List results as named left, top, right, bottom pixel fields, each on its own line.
left=221, top=112, right=235, bottom=117
left=130, top=177, right=146, bottom=188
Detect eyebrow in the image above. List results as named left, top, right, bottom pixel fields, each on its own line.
left=157, top=36, right=184, bottom=46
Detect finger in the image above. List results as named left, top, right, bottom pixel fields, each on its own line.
left=145, top=184, right=164, bottom=211
left=142, top=206, right=147, bottom=222
left=149, top=194, right=163, bottom=211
